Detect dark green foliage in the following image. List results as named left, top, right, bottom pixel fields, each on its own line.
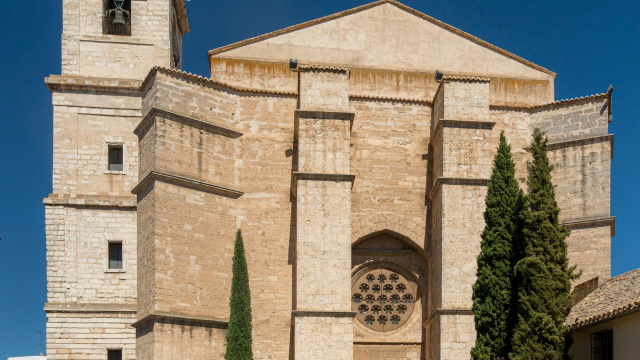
left=510, top=128, right=578, bottom=360
left=471, top=132, right=523, bottom=360
left=225, top=229, right=253, bottom=360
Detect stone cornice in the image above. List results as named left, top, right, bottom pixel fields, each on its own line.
left=45, top=75, right=142, bottom=94
left=44, top=302, right=137, bottom=313
left=349, top=94, right=432, bottom=105
left=291, top=172, right=356, bottom=198
left=429, top=119, right=496, bottom=146
left=564, top=216, right=616, bottom=237
left=132, top=312, right=228, bottom=329
left=546, top=134, right=614, bottom=156
left=43, top=194, right=137, bottom=209
left=172, top=0, right=190, bottom=34
left=293, top=172, right=357, bottom=182
left=291, top=310, right=357, bottom=318
left=423, top=308, right=474, bottom=328
left=135, top=106, right=243, bottom=139
left=295, top=109, right=355, bottom=121
left=428, top=177, right=490, bottom=201
left=132, top=171, right=243, bottom=199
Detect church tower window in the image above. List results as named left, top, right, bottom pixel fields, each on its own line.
left=103, top=0, right=132, bottom=36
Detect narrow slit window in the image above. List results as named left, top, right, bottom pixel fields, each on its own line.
left=108, top=146, right=123, bottom=171
left=107, top=349, right=123, bottom=360
left=108, top=243, right=123, bottom=270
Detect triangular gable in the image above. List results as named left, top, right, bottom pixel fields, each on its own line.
left=209, top=0, right=555, bottom=80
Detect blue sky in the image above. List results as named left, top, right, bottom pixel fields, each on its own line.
left=0, top=0, right=638, bottom=356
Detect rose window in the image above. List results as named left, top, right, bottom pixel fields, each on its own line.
left=351, top=268, right=417, bottom=332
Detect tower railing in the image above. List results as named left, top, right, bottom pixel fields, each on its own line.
left=102, top=16, right=131, bottom=36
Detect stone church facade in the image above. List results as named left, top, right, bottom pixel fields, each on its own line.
left=44, top=1, right=614, bottom=359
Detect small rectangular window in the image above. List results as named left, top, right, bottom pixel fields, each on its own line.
left=107, top=349, right=123, bottom=360
left=108, top=243, right=123, bottom=270
left=108, top=146, right=123, bottom=172
left=591, top=329, right=613, bottom=360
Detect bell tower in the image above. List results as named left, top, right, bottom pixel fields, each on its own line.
left=44, top=1, right=189, bottom=359
left=60, top=0, right=189, bottom=79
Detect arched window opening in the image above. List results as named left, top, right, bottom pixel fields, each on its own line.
left=103, top=0, right=132, bottom=36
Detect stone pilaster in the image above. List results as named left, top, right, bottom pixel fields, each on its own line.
left=426, top=78, right=494, bottom=360
left=293, top=66, right=355, bottom=360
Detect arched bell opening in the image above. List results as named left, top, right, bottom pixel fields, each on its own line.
left=103, top=0, right=132, bottom=36
left=352, top=232, right=428, bottom=360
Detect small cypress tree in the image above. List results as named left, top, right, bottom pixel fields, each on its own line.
left=471, top=132, right=523, bottom=360
left=510, top=128, right=578, bottom=360
left=225, top=229, right=253, bottom=360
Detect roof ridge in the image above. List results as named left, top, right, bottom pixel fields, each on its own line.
left=207, top=0, right=555, bottom=76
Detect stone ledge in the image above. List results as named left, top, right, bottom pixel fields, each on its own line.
left=545, top=134, right=614, bottom=158
left=132, top=171, right=244, bottom=199
left=291, top=172, right=356, bottom=198
left=135, top=106, right=243, bottom=139
left=564, top=216, right=616, bottom=237
left=428, top=177, right=490, bottom=201
left=354, top=341, right=422, bottom=345
left=45, top=302, right=137, bottom=313
left=45, top=75, right=142, bottom=94
left=132, top=312, right=228, bottom=329
left=429, top=119, right=496, bottom=146
left=423, top=308, right=474, bottom=328
left=291, top=310, right=357, bottom=318
left=295, top=109, right=355, bottom=120
left=43, top=194, right=137, bottom=209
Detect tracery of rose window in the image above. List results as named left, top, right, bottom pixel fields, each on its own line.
left=351, top=268, right=417, bottom=331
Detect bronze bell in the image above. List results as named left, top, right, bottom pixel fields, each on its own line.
left=113, top=9, right=126, bottom=25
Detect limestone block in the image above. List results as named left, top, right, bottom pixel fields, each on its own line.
left=296, top=180, right=352, bottom=311
left=299, top=69, right=349, bottom=112
left=294, top=316, right=354, bottom=360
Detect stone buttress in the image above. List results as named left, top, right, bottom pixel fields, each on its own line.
left=292, top=66, right=356, bottom=360
left=132, top=69, right=242, bottom=359
left=426, top=78, right=494, bottom=360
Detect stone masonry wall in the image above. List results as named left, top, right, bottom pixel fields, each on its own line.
left=293, top=316, right=354, bottom=360
left=354, top=344, right=421, bottom=360
left=46, top=205, right=137, bottom=304
left=299, top=69, right=350, bottom=111
left=442, top=81, right=490, bottom=123
left=531, top=97, right=609, bottom=142
left=51, top=92, right=141, bottom=195
left=62, top=0, right=183, bottom=78
left=441, top=126, right=493, bottom=180
left=350, top=100, right=430, bottom=253
left=46, top=311, right=136, bottom=360
left=295, top=180, right=352, bottom=311
left=297, top=117, right=351, bottom=174
left=566, top=225, right=611, bottom=281
left=549, top=140, right=611, bottom=221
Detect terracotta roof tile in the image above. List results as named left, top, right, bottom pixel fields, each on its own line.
left=568, top=268, right=640, bottom=329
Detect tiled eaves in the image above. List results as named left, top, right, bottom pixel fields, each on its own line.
left=441, top=75, right=491, bottom=82
left=298, top=64, right=349, bottom=73
left=568, top=268, right=640, bottom=330
left=141, top=66, right=297, bottom=96
left=529, top=92, right=609, bottom=110
left=570, top=300, right=640, bottom=330
left=207, top=0, right=555, bottom=76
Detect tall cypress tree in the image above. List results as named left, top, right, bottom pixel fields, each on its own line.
left=225, top=229, right=253, bottom=360
left=510, top=128, right=577, bottom=360
left=471, top=132, right=523, bottom=360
